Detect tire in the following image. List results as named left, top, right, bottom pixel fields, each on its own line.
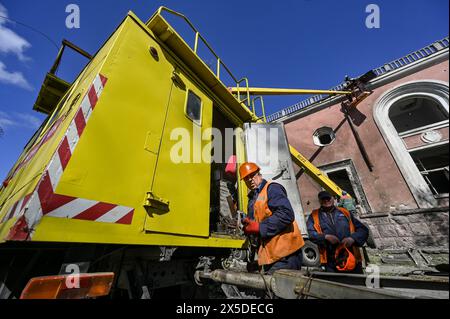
left=366, top=227, right=377, bottom=249
left=301, top=240, right=321, bottom=267
left=366, top=230, right=377, bottom=249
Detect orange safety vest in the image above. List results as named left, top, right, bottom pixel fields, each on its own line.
left=254, top=181, right=305, bottom=265
left=311, top=207, right=362, bottom=266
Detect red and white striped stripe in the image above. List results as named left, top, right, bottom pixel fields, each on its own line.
left=3, top=74, right=134, bottom=240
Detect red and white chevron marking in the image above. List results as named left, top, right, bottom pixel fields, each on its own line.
left=3, top=74, right=134, bottom=240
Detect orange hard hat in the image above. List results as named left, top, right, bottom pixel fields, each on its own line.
left=335, top=245, right=356, bottom=271
left=239, top=162, right=260, bottom=180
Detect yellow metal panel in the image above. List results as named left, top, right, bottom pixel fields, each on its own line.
left=32, top=216, right=244, bottom=248
left=26, top=15, right=243, bottom=249
left=0, top=16, right=126, bottom=240
left=2, top=12, right=247, bottom=249
left=234, top=127, right=248, bottom=212
left=56, top=18, right=172, bottom=211
left=146, top=13, right=257, bottom=123
left=144, top=67, right=213, bottom=237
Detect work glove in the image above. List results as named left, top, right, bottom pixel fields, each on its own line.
left=341, top=237, right=355, bottom=247
left=325, top=234, right=340, bottom=245
left=242, top=217, right=260, bottom=235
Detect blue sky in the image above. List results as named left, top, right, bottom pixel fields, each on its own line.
left=0, top=0, right=448, bottom=180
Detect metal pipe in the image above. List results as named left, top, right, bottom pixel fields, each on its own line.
left=49, top=40, right=92, bottom=75
left=62, top=39, right=93, bottom=60
left=194, top=32, right=199, bottom=53
left=197, top=270, right=271, bottom=291
left=196, top=269, right=414, bottom=299
left=229, top=87, right=351, bottom=96
left=216, top=58, right=221, bottom=79
left=345, top=112, right=374, bottom=172
left=49, top=45, right=66, bottom=75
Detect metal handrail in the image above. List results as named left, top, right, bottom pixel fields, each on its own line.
left=155, top=7, right=251, bottom=108
left=267, top=36, right=449, bottom=122
left=236, top=77, right=250, bottom=108
left=252, top=96, right=267, bottom=122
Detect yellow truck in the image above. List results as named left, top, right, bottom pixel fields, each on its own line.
left=0, top=7, right=367, bottom=299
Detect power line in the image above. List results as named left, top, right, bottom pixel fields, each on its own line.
left=0, top=15, right=59, bottom=50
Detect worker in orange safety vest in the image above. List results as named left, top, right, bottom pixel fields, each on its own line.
left=307, top=191, right=368, bottom=273
left=239, top=162, right=305, bottom=274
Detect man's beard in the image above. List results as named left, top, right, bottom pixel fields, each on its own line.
left=321, top=205, right=334, bottom=212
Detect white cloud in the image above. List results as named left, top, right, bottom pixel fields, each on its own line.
left=0, top=3, right=31, bottom=61
left=15, top=112, right=41, bottom=128
left=0, top=3, right=33, bottom=91
left=0, top=110, right=42, bottom=130
left=0, top=60, right=32, bottom=90
left=0, top=110, right=16, bottom=128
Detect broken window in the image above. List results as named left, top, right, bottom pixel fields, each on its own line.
left=320, top=160, right=372, bottom=215
left=410, top=144, right=449, bottom=196
left=388, top=95, right=449, bottom=198
left=313, top=127, right=335, bottom=146
left=389, top=97, right=448, bottom=133
left=326, top=169, right=358, bottom=202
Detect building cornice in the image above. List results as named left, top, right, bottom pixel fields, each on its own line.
left=270, top=37, right=449, bottom=123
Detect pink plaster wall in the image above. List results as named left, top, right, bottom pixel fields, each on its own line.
left=284, top=59, right=449, bottom=214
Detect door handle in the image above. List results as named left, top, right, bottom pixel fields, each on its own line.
left=171, top=71, right=186, bottom=90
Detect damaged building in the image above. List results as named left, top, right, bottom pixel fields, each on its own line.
left=268, top=37, right=449, bottom=265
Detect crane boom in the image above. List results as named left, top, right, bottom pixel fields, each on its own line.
left=289, top=145, right=345, bottom=197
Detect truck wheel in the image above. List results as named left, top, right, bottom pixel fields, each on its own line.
left=302, top=240, right=320, bottom=267
left=366, top=228, right=377, bottom=248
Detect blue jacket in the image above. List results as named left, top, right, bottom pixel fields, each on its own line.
left=306, top=206, right=368, bottom=247
left=247, top=179, right=295, bottom=240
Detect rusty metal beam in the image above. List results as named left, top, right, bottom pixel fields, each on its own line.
left=196, top=269, right=418, bottom=299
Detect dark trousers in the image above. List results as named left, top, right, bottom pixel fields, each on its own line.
left=262, top=249, right=303, bottom=275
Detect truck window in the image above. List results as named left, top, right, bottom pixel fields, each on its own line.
left=185, top=90, right=202, bottom=125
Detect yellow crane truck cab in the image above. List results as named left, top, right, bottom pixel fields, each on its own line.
left=0, top=7, right=325, bottom=298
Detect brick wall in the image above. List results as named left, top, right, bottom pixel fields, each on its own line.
left=361, top=208, right=449, bottom=249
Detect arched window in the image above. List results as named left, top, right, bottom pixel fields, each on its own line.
left=389, top=97, right=448, bottom=133
left=374, top=80, right=449, bottom=208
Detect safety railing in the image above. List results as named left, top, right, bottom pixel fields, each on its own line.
left=267, top=36, right=449, bottom=122
left=251, top=96, right=267, bottom=122
left=154, top=7, right=253, bottom=110
left=373, top=37, right=449, bottom=76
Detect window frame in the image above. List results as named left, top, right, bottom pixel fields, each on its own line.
left=184, top=89, right=203, bottom=126
left=312, top=126, right=336, bottom=146
left=409, top=142, right=449, bottom=198
left=373, top=80, right=449, bottom=208
left=388, top=96, right=448, bottom=135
